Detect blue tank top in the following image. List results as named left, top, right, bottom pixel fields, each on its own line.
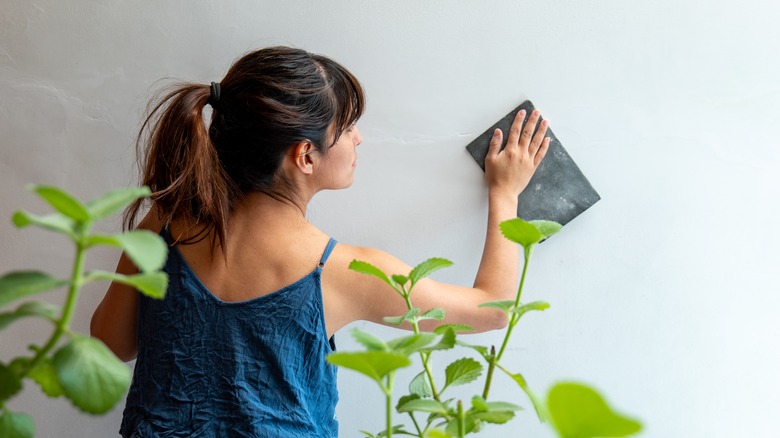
left=120, top=230, right=339, bottom=437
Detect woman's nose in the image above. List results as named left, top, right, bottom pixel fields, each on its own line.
left=354, top=127, right=363, bottom=146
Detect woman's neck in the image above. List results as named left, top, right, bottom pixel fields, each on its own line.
left=237, top=190, right=311, bottom=224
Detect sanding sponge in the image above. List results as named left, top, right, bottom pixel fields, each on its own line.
left=465, top=100, right=600, bottom=228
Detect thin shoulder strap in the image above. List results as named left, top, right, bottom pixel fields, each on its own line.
left=159, top=227, right=173, bottom=245
left=318, top=238, right=338, bottom=268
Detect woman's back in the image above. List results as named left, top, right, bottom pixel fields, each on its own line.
left=172, top=195, right=332, bottom=305
left=120, top=223, right=339, bottom=437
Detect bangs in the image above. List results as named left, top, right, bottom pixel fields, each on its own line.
left=313, top=54, right=365, bottom=145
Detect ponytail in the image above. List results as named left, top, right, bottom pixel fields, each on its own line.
left=124, top=83, right=236, bottom=250
left=124, top=46, right=365, bottom=251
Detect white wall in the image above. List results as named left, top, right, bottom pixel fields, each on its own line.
left=1, top=1, right=778, bottom=436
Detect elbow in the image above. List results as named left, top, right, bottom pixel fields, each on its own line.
left=469, top=307, right=509, bottom=333
left=484, top=308, right=509, bottom=331
left=97, top=336, right=138, bottom=363
left=90, top=315, right=137, bottom=362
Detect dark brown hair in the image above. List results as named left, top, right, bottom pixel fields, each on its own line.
left=124, top=46, right=365, bottom=249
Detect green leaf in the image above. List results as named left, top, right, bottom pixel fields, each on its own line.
left=422, top=327, right=456, bottom=352
left=530, top=220, right=563, bottom=240
left=445, top=414, right=476, bottom=436
left=0, top=271, right=68, bottom=308
left=478, top=300, right=515, bottom=315
left=383, top=307, right=420, bottom=326
left=12, top=211, right=76, bottom=237
left=391, top=274, right=409, bottom=287
left=52, top=336, right=132, bottom=414
left=456, top=342, right=490, bottom=360
left=396, top=393, right=421, bottom=411
left=349, top=260, right=393, bottom=288
left=433, top=324, right=473, bottom=335
left=28, top=358, right=64, bottom=397
left=408, top=372, right=433, bottom=398
left=409, top=258, right=453, bottom=286
left=87, top=271, right=167, bottom=299
left=0, top=410, right=35, bottom=438
left=423, top=429, right=451, bottom=438
left=387, top=333, right=437, bottom=356
left=513, top=301, right=551, bottom=318
left=499, top=218, right=542, bottom=247
left=468, top=396, right=521, bottom=417
left=497, top=364, right=548, bottom=422
left=359, top=430, right=376, bottom=438
left=0, top=362, right=23, bottom=401
left=86, top=186, right=151, bottom=220
left=471, top=395, right=489, bottom=412
left=418, top=308, right=445, bottom=322
left=444, top=358, right=483, bottom=390
left=547, top=382, right=642, bottom=438
left=377, top=424, right=413, bottom=437
left=473, top=410, right=515, bottom=424
left=326, top=351, right=410, bottom=383
left=30, top=185, right=90, bottom=222
left=7, top=358, right=30, bottom=378
left=350, top=328, right=388, bottom=351
left=482, top=400, right=523, bottom=412
left=383, top=315, right=405, bottom=326
left=0, top=300, right=60, bottom=330
left=397, top=398, right=451, bottom=415
left=86, top=230, right=168, bottom=273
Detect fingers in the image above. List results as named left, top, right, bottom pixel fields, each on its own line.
left=491, top=107, right=550, bottom=166
left=487, top=128, right=503, bottom=159
left=484, top=107, right=551, bottom=196
left=520, top=110, right=541, bottom=148
left=529, top=118, right=549, bottom=157
left=534, top=137, right=550, bottom=166
left=505, top=110, right=526, bottom=150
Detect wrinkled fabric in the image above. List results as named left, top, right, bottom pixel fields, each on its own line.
left=120, top=231, right=339, bottom=437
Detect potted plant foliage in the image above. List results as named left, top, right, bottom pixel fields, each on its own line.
left=328, top=219, right=642, bottom=437
left=0, top=185, right=168, bottom=438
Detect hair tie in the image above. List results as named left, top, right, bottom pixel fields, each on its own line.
left=208, top=82, right=221, bottom=108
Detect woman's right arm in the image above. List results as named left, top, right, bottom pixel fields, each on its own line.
left=323, top=109, right=550, bottom=334
left=90, top=207, right=162, bottom=362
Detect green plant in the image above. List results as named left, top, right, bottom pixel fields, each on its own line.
left=0, top=185, right=169, bottom=438
left=328, top=218, right=642, bottom=437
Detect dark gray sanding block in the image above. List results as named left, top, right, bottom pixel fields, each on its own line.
left=465, top=100, right=600, bottom=227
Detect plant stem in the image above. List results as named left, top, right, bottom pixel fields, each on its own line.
left=22, top=239, right=86, bottom=377
left=405, top=294, right=441, bottom=401
left=385, top=373, right=395, bottom=438
left=408, top=413, right=423, bottom=437
left=457, top=400, right=465, bottom=438
left=419, top=351, right=441, bottom=401
left=481, top=346, right=497, bottom=400
left=496, top=247, right=533, bottom=362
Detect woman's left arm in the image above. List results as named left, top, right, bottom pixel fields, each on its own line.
left=90, top=206, right=162, bottom=362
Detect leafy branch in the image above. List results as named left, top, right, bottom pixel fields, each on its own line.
left=0, top=185, right=168, bottom=438
left=328, top=218, right=642, bottom=438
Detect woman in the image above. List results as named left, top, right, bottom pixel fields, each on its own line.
left=91, top=46, right=549, bottom=437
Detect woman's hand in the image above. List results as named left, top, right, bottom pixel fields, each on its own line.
left=485, top=109, right=550, bottom=199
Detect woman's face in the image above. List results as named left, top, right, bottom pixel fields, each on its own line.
left=316, top=122, right=362, bottom=190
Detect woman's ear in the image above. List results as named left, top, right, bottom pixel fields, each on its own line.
left=291, top=141, right=316, bottom=175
